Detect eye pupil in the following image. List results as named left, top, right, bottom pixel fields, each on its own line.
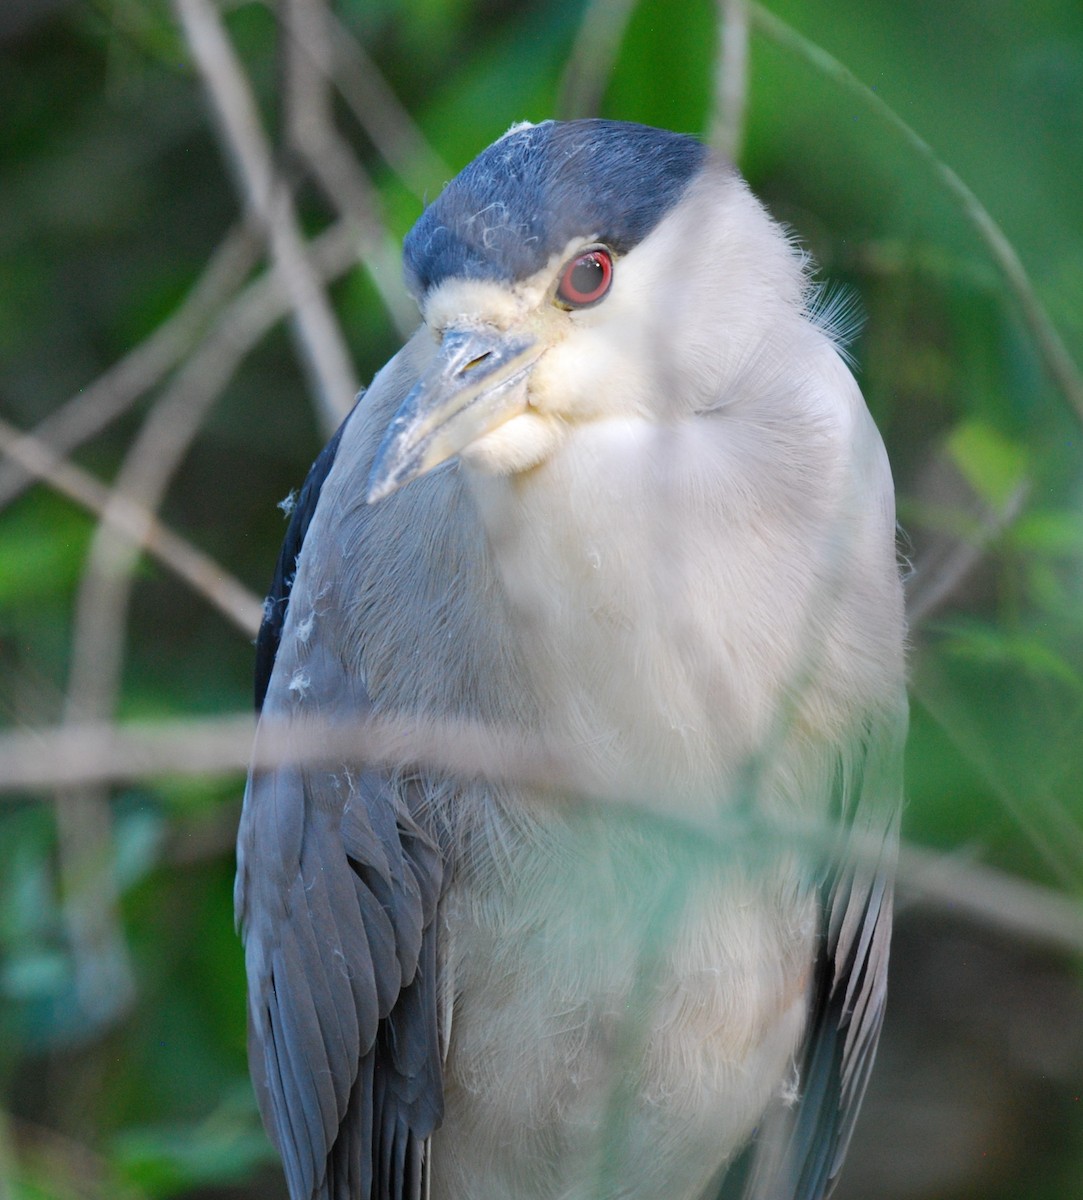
left=557, top=247, right=613, bottom=307
left=570, top=257, right=603, bottom=294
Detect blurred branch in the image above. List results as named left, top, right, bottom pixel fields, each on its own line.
left=52, top=784, right=135, bottom=1029
left=277, top=0, right=416, bottom=335
left=26, top=205, right=314, bottom=1026
left=555, top=0, right=639, bottom=119
left=4, top=1115, right=111, bottom=1200
left=1, top=715, right=1081, bottom=957
left=0, top=415, right=263, bottom=636
left=912, top=660, right=1083, bottom=892
left=0, top=712, right=552, bottom=796
left=906, top=479, right=1029, bottom=626
left=898, top=841, right=1083, bottom=957
left=53, top=210, right=291, bottom=1028
left=0, top=217, right=362, bottom=634
left=0, top=220, right=262, bottom=512
left=38, top=204, right=347, bottom=1015
left=173, top=0, right=357, bottom=435
left=0, top=1107, right=12, bottom=1200
left=749, top=2, right=1083, bottom=427
left=711, top=0, right=749, bottom=162
left=62, top=219, right=330, bottom=719
left=320, top=6, right=450, bottom=200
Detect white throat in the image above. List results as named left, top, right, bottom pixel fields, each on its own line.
left=468, top=413, right=840, bottom=812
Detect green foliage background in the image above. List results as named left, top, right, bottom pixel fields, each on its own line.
left=1, top=1, right=1082, bottom=1198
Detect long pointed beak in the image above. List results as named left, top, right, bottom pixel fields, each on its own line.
left=367, top=325, right=541, bottom=502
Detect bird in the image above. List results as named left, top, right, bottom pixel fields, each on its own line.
left=235, top=118, right=908, bottom=1200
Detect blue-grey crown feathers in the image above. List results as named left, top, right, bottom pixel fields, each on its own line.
left=403, top=120, right=708, bottom=295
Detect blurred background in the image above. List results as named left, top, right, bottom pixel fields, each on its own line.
left=1, top=1, right=1082, bottom=1197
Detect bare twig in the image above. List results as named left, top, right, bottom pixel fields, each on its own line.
left=0, top=712, right=551, bottom=794
left=46, top=0, right=364, bottom=1032
left=0, top=415, right=263, bottom=635
left=1, top=714, right=1080, bottom=955
left=906, top=480, right=1030, bottom=626
left=4, top=1113, right=110, bottom=1200
left=912, top=660, right=1083, bottom=891
left=0, top=221, right=262, bottom=512
left=555, top=0, right=639, bottom=119
left=897, top=840, right=1083, bottom=957
left=52, top=218, right=287, bottom=1031
left=48, top=220, right=372, bottom=1013
left=173, top=0, right=357, bottom=435
left=321, top=6, right=450, bottom=200
left=0, top=217, right=364, bottom=636
left=59, top=194, right=351, bottom=1020
left=749, top=2, right=1083, bottom=427
left=0, top=1107, right=13, bottom=1200
left=278, top=0, right=416, bottom=335
left=711, top=0, right=749, bottom=161
left=52, top=784, right=135, bottom=1029
left=63, top=257, right=305, bottom=718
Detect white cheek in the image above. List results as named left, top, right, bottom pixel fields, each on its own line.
left=529, top=318, right=655, bottom=422
left=461, top=411, right=566, bottom=475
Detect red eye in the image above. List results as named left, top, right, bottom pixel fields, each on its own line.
left=556, top=247, right=613, bottom=308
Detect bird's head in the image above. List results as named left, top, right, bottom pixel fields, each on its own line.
left=367, top=119, right=811, bottom=502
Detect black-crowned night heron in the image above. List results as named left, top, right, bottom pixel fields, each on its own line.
left=236, top=119, right=907, bottom=1200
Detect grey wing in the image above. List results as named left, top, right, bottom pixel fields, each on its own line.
left=236, top=382, right=445, bottom=1200
left=237, top=742, right=443, bottom=1200
left=722, top=711, right=906, bottom=1200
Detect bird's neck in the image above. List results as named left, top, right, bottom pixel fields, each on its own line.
left=465, top=414, right=856, bottom=813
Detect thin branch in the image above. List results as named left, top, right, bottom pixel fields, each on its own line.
left=0, top=414, right=263, bottom=636
left=50, top=238, right=284, bottom=1027
left=555, top=0, right=640, bottom=120
left=60, top=189, right=357, bottom=1020
left=711, top=0, right=749, bottom=162
left=20, top=216, right=357, bottom=968
left=897, top=840, right=1083, bottom=957
left=33, top=0, right=368, bottom=1032
left=53, top=217, right=292, bottom=1030
left=0, top=218, right=365, bottom=638
left=62, top=254, right=296, bottom=718
left=0, top=220, right=262, bottom=512
left=0, top=1107, right=13, bottom=1200
left=1, top=714, right=1080, bottom=955
left=0, top=712, right=554, bottom=794
left=906, top=480, right=1030, bottom=626
left=277, top=0, right=416, bottom=336
left=52, top=784, right=136, bottom=1030
left=173, top=0, right=357, bottom=435
left=912, top=660, right=1083, bottom=891
left=749, top=2, right=1083, bottom=427
left=321, top=6, right=450, bottom=201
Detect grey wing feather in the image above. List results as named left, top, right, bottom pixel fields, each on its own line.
left=236, top=358, right=448, bottom=1200
left=238, top=712, right=444, bottom=1200
left=722, top=712, right=906, bottom=1200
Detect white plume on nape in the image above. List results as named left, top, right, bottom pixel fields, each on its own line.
left=806, top=279, right=866, bottom=367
